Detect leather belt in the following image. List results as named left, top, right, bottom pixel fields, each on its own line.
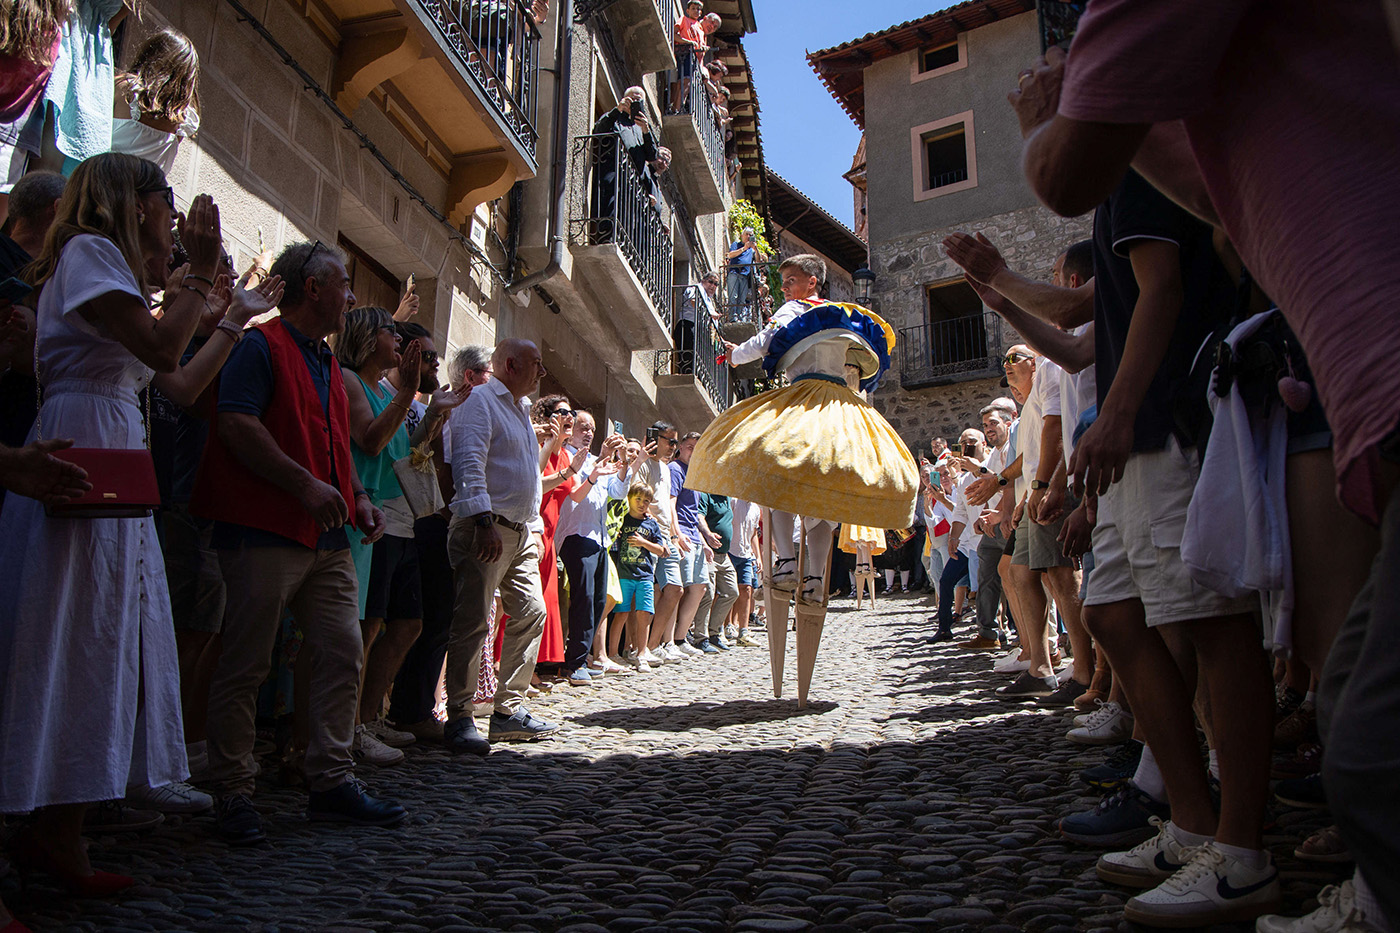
left=494, top=515, right=526, bottom=534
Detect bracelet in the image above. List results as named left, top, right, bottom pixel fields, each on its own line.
left=184, top=273, right=216, bottom=287
left=215, top=319, right=243, bottom=343
left=183, top=283, right=209, bottom=300
left=389, top=398, right=412, bottom=413
left=354, top=490, right=370, bottom=501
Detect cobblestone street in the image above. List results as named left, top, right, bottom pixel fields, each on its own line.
left=12, top=594, right=1339, bottom=932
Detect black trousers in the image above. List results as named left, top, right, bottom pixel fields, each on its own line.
left=389, top=514, right=452, bottom=725
left=560, top=535, right=609, bottom=674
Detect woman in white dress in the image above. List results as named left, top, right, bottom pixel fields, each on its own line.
left=109, top=27, right=200, bottom=174
left=0, top=153, right=225, bottom=894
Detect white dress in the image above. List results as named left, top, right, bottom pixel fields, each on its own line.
left=0, top=234, right=187, bottom=812
left=109, top=100, right=198, bottom=174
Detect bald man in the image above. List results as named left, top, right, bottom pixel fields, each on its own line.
left=444, top=338, right=557, bottom=752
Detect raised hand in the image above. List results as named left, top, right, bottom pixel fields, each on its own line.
left=162, top=262, right=190, bottom=311
left=943, top=232, right=1008, bottom=285
left=397, top=338, right=423, bottom=388
left=426, top=385, right=468, bottom=417
left=178, top=194, right=223, bottom=276
left=568, top=445, right=589, bottom=475
left=226, top=272, right=284, bottom=328
left=393, top=288, right=419, bottom=322
left=1008, top=45, right=1066, bottom=138
left=965, top=275, right=1015, bottom=316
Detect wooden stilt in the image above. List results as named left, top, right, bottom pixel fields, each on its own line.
left=760, top=507, right=791, bottom=699
left=794, top=525, right=835, bottom=709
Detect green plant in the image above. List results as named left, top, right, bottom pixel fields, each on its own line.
left=727, top=199, right=772, bottom=256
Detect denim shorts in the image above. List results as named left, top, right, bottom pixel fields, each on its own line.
left=678, top=540, right=707, bottom=586
left=654, top=540, right=683, bottom=589
left=729, top=553, right=758, bottom=587
left=618, top=577, right=655, bottom=614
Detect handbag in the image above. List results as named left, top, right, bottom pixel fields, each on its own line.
left=36, top=335, right=161, bottom=519
left=392, top=442, right=444, bottom=518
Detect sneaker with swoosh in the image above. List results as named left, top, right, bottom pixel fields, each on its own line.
left=1097, top=817, right=1195, bottom=888
left=1125, top=843, right=1281, bottom=926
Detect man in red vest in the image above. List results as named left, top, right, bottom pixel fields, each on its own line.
left=193, top=240, right=404, bottom=845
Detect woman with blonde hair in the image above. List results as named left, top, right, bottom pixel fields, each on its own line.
left=110, top=26, right=200, bottom=173
left=0, top=153, right=274, bottom=906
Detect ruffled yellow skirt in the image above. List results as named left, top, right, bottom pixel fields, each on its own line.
left=839, top=523, right=886, bottom=555
left=686, top=378, right=918, bottom=529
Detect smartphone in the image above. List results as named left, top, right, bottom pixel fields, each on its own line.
left=1037, top=0, right=1086, bottom=53
left=614, top=420, right=626, bottom=437
left=0, top=277, right=31, bottom=302
left=645, top=426, right=660, bottom=445
left=628, top=99, right=642, bottom=118
left=950, top=442, right=963, bottom=455
left=405, top=272, right=415, bottom=294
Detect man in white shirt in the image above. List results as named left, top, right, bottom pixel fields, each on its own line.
left=966, top=398, right=1019, bottom=650
left=932, top=431, right=988, bottom=640
left=444, top=338, right=555, bottom=752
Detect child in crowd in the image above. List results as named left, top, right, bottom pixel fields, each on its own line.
left=610, top=480, right=666, bottom=672
left=110, top=26, right=199, bottom=173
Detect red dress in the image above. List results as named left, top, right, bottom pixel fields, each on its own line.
left=535, top=447, right=573, bottom=665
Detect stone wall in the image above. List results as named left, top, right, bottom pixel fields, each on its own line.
left=866, top=202, right=1092, bottom=452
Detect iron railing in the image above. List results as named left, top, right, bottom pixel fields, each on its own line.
left=656, top=283, right=733, bottom=411
left=569, top=133, right=674, bottom=312
left=663, top=43, right=726, bottom=190
left=414, top=0, right=541, bottom=159
left=929, top=167, right=970, bottom=190
left=715, top=257, right=779, bottom=328
left=899, top=312, right=1002, bottom=386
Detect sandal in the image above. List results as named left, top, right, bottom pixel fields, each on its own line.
left=1295, top=824, right=1352, bottom=864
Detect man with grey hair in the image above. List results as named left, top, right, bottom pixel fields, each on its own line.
left=445, top=338, right=556, bottom=751
left=389, top=344, right=493, bottom=739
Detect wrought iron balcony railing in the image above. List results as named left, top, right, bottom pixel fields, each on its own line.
left=655, top=283, right=734, bottom=412
left=662, top=47, right=726, bottom=189
left=414, top=0, right=541, bottom=158
left=569, top=133, right=674, bottom=313
left=899, top=312, right=1003, bottom=387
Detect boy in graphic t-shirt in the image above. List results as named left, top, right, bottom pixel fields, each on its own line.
left=611, top=481, right=666, bottom=671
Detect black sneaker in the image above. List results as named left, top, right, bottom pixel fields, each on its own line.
left=1275, top=773, right=1326, bottom=809
left=216, top=793, right=266, bottom=845
left=1037, top=678, right=1089, bottom=708
left=307, top=777, right=406, bottom=826
left=1059, top=782, right=1170, bottom=847
left=995, top=671, right=1057, bottom=701
left=444, top=717, right=491, bottom=757
left=928, top=626, right=955, bottom=644
left=488, top=707, right=559, bottom=742
left=1080, top=740, right=1144, bottom=791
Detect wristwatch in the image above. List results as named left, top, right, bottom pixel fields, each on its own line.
left=995, top=473, right=1008, bottom=486
left=979, top=466, right=990, bottom=475
left=472, top=511, right=494, bottom=528
left=1031, top=480, right=1050, bottom=490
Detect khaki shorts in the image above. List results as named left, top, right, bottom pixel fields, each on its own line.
left=1011, top=494, right=1076, bottom=571
left=1083, top=438, right=1255, bottom=627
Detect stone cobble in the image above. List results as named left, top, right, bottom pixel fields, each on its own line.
left=6, top=594, right=1340, bottom=931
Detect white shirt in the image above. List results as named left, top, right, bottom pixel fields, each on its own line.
left=949, top=472, right=983, bottom=557
left=641, top=457, right=674, bottom=538
left=448, top=378, right=544, bottom=533
left=1059, top=324, right=1097, bottom=462
left=729, top=296, right=865, bottom=379
left=729, top=498, right=760, bottom=558
left=555, top=450, right=631, bottom=545
left=984, top=433, right=1013, bottom=514
left=1017, top=357, right=1063, bottom=501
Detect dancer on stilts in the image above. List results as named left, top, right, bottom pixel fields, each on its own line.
left=686, top=254, right=918, bottom=707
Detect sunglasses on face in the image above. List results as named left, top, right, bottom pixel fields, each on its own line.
left=1002, top=353, right=1032, bottom=366
left=552, top=408, right=577, bottom=419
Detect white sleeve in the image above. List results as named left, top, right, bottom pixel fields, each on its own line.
left=1039, top=360, right=1064, bottom=418
left=56, top=235, right=145, bottom=319
left=449, top=393, right=492, bottom=517
left=728, top=300, right=806, bottom=366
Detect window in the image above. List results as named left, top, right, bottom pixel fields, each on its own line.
left=920, top=42, right=959, bottom=73
left=910, top=111, right=977, bottom=200
left=911, top=33, right=967, bottom=82
left=900, top=279, right=996, bottom=386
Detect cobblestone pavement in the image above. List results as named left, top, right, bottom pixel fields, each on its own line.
left=9, top=593, right=1340, bottom=932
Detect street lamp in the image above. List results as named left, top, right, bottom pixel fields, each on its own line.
left=853, top=266, right=875, bottom=305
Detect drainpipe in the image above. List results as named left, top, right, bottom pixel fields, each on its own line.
left=506, top=0, right=574, bottom=296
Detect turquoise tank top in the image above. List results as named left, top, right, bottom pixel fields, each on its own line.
left=348, top=371, right=409, bottom=503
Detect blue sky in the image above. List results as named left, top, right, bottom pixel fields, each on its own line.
left=744, top=1, right=939, bottom=231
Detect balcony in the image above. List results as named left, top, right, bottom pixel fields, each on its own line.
left=330, top=0, right=541, bottom=221
left=600, top=0, right=679, bottom=74
left=661, top=59, right=727, bottom=215
left=654, top=284, right=733, bottom=424
left=899, top=311, right=1004, bottom=388
left=568, top=133, right=674, bottom=349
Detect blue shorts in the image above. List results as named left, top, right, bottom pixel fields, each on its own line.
left=618, top=577, right=655, bottom=614
left=730, top=553, right=757, bottom=587
left=654, top=541, right=683, bottom=589
left=678, top=541, right=707, bottom=586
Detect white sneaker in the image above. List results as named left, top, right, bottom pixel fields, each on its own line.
left=661, top=644, right=685, bottom=663
left=1067, top=700, right=1135, bottom=745
left=365, top=718, right=416, bottom=748
left=640, top=648, right=666, bottom=667
left=126, top=780, right=214, bottom=814
left=668, top=643, right=693, bottom=660
left=627, top=649, right=650, bottom=672
left=681, top=640, right=705, bottom=657
left=1125, top=843, right=1280, bottom=926
left=1255, top=881, right=1385, bottom=933
left=601, top=657, right=632, bottom=675
left=353, top=723, right=405, bottom=765
left=1097, top=818, right=1196, bottom=888
left=993, top=649, right=1031, bottom=674
left=724, top=623, right=738, bottom=642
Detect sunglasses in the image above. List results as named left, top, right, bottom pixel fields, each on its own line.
left=138, top=184, right=176, bottom=212
left=1002, top=353, right=1032, bottom=366
left=551, top=408, right=577, bottom=419
left=297, top=240, right=323, bottom=283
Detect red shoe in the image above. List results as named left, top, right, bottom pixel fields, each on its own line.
left=12, top=837, right=136, bottom=898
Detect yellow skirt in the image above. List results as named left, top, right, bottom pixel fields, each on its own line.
left=687, top=378, right=918, bottom=529
left=839, top=523, right=886, bottom=555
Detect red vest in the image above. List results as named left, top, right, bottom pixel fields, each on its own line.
left=191, top=319, right=358, bottom=548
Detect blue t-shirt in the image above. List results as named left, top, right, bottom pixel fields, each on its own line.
left=728, top=241, right=755, bottom=272
left=210, top=322, right=349, bottom=550
left=670, top=459, right=702, bottom=546
left=613, top=513, right=664, bottom=580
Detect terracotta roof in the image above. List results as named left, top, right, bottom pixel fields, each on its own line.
left=806, top=0, right=1034, bottom=129
left=766, top=168, right=867, bottom=273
